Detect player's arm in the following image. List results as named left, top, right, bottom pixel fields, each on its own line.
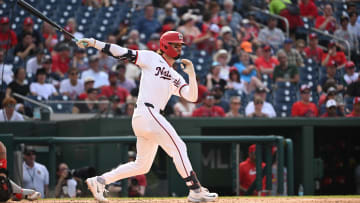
left=179, top=59, right=198, bottom=103
left=76, top=38, right=137, bottom=63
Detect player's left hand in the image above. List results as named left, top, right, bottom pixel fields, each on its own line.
left=76, top=38, right=95, bottom=49
left=180, top=59, right=195, bottom=76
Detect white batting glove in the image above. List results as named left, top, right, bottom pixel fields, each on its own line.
left=180, top=59, right=196, bottom=76
left=76, top=38, right=96, bottom=49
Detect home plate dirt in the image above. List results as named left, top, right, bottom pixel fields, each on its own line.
left=7, top=197, right=360, bottom=203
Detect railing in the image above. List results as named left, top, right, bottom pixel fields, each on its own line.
left=12, top=93, right=54, bottom=115
left=1, top=134, right=294, bottom=196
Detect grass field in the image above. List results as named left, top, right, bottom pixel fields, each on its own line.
left=7, top=196, right=360, bottom=203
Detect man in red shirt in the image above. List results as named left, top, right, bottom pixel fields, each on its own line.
left=254, top=45, right=279, bottom=76
left=321, top=41, right=347, bottom=69
left=315, top=4, right=337, bottom=33
left=239, top=144, right=266, bottom=195
left=100, top=72, right=129, bottom=104
left=304, top=33, right=324, bottom=64
left=192, top=93, right=225, bottom=117
left=0, top=17, right=18, bottom=50
left=52, top=44, right=71, bottom=77
left=299, top=0, right=318, bottom=20
left=291, top=84, right=319, bottom=117
left=347, top=97, right=360, bottom=117
left=196, top=76, right=208, bottom=104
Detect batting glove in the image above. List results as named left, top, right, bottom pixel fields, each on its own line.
left=76, top=38, right=95, bottom=49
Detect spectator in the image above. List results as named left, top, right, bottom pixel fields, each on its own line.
left=99, top=71, right=129, bottom=104
left=239, top=144, right=265, bottom=195
left=59, top=68, right=84, bottom=100
left=177, top=13, right=200, bottom=45
left=258, top=18, right=285, bottom=50
left=234, top=51, right=256, bottom=91
left=348, top=12, right=360, bottom=46
left=30, top=68, right=58, bottom=100
left=277, top=39, right=304, bottom=67
left=17, top=17, right=43, bottom=47
left=112, top=19, right=130, bottom=46
left=206, top=62, right=227, bottom=92
left=346, top=97, right=360, bottom=117
left=158, top=3, right=179, bottom=25
left=65, top=18, right=84, bottom=40
left=22, top=146, right=49, bottom=198
left=133, top=4, right=161, bottom=42
left=241, top=14, right=260, bottom=42
left=177, top=0, right=205, bottom=17
left=212, top=84, right=230, bottom=113
left=343, top=61, right=358, bottom=87
left=81, top=55, right=109, bottom=88
left=346, top=71, right=360, bottom=97
left=254, top=45, right=279, bottom=76
left=54, top=25, right=77, bottom=55
left=14, top=32, right=36, bottom=60
left=174, top=97, right=196, bottom=117
left=146, top=33, right=160, bottom=52
left=291, top=84, right=319, bottom=117
left=72, top=88, right=99, bottom=113
left=295, top=39, right=306, bottom=60
left=0, top=48, right=13, bottom=85
left=196, top=75, right=208, bottom=104
left=55, top=163, right=77, bottom=198
left=227, top=68, right=247, bottom=95
left=213, top=49, right=231, bottom=80
left=6, top=67, right=29, bottom=105
left=269, top=0, right=304, bottom=32
left=219, top=0, right=242, bottom=31
left=218, top=26, right=237, bottom=53
left=42, top=55, right=61, bottom=86
left=71, top=47, right=88, bottom=72
left=0, top=97, right=24, bottom=121
left=26, top=48, right=46, bottom=75
left=115, top=63, right=136, bottom=93
left=315, top=4, right=337, bottom=33
left=273, top=51, right=299, bottom=83
left=78, top=77, right=95, bottom=100
left=192, top=93, right=226, bottom=117
left=124, top=97, right=136, bottom=117
left=321, top=99, right=339, bottom=117
left=98, top=35, right=117, bottom=72
left=334, top=16, right=358, bottom=54
left=226, top=96, right=243, bottom=117
left=0, top=16, right=17, bottom=50
left=318, top=61, right=343, bottom=94
left=41, top=22, right=58, bottom=52
left=52, top=44, right=71, bottom=77
left=304, top=33, right=324, bottom=64
left=125, top=30, right=147, bottom=50
left=193, top=23, right=219, bottom=54
left=299, top=0, right=318, bottom=20
left=246, top=95, right=269, bottom=118
left=245, top=87, right=276, bottom=118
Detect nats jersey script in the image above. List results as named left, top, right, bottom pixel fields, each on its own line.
left=135, top=50, right=187, bottom=110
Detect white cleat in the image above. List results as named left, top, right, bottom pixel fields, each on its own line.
left=26, top=191, right=41, bottom=201
left=86, top=177, right=108, bottom=202
left=188, top=187, right=218, bottom=202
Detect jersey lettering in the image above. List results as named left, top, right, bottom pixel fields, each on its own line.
left=173, top=78, right=181, bottom=87
left=155, top=67, right=171, bottom=80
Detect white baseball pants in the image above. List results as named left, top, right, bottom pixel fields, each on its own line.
left=102, top=104, right=194, bottom=184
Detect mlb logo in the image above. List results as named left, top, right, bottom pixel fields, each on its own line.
left=178, top=33, right=183, bottom=40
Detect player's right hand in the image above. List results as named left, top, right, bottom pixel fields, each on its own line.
left=76, top=38, right=95, bottom=49
left=180, top=59, right=195, bottom=76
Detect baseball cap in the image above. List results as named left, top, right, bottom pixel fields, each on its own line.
left=328, top=40, right=336, bottom=48
left=248, top=144, right=256, bottom=153
left=340, top=15, right=349, bottom=23
left=23, top=17, right=34, bottom=26
left=300, top=84, right=310, bottom=93
left=84, top=77, right=95, bottom=84
left=241, top=18, right=250, bottom=24
left=209, top=24, right=220, bottom=33
left=89, top=55, right=99, bottom=62
left=284, top=38, right=293, bottom=44
left=220, top=26, right=232, bottom=36
left=241, top=41, right=252, bottom=53
left=262, top=45, right=271, bottom=51
left=255, top=87, right=267, bottom=93
left=128, top=151, right=136, bottom=158
left=309, top=33, right=317, bottom=40
left=182, top=13, right=197, bottom=22
left=24, top=146, right=36, bottom=155
left=326, top=99, right=337, bottom=108
left=354, top=97, right=360, bottom=104
left=0, top=17, right=9, bottom=24
left=327, top=86, right=336, bottom=94
left=42, top=55, right=52, bottom=64
left=109, top=71, right=118, bottom=77
left=345, top=61, right=355, bottom=69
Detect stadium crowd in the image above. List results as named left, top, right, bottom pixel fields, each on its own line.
left=0, top=0, right=359, bottom=121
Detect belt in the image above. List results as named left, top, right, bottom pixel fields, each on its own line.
left=135, top=102, right=154, bottom=109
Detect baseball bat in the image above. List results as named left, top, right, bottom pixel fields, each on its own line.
left=16, top=0, right=80, bottom=42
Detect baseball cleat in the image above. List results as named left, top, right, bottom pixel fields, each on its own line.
left=188, top=187, right=218, bottom=202
left=86, top=177, right=108, bottom=202
left=26, top=191, right=41, bottom=201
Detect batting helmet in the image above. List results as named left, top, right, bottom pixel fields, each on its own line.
left=160, top=31, right=184, bottom=58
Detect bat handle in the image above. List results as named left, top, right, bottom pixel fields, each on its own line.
left=73, top=38, right=88, bottom=47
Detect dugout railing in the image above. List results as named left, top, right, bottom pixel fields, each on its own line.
left=0, top=134, right=294, bottom=197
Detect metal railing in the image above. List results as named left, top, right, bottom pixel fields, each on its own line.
left=12, top=93, right=53, bottom=115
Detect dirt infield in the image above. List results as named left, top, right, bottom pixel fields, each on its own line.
left=8, top=197, right=360, bottom=203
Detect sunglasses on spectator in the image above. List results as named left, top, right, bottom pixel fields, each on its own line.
left=255, top=101, right=263, bottom=105
left=25, top=152, right=35, bottom=156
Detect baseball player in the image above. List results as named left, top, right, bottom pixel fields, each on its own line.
left=76, top=31, right=218, bottom=202
left=0, top=141, right=41, bottom=202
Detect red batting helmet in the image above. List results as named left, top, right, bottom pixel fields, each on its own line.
left=160, top=31, right=184, bottom=58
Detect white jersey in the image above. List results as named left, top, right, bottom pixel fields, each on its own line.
left=135, top=50, right=188, bottom=110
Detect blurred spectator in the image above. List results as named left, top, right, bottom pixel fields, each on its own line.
left=133, top=4, right=161, bottom=42
left=0, top=48, right=13, bottom=85
left=213, top=49, right=231, bottom=80
left=273, top=51, right=299, bottom=83
left=245, top=87, right=276, bottom=118
left=26, top=48, right=46, bottom=75
left=42, top=55, right=61, bottom=86
left=99, top=71, right=129, bottom=104
left=30, top=68, right=58, bottom=99
left=158, top=3, right=179, bottom=25
left=55, top=163, right=77, bottom=198
left=41, top=22, right=58, bottom=52
left=196, top=75, right=208, bottom=104
left=98, top=35, right=117, bottom=71
left=227, top=68, right=247, bottom=95
left=304, top=33, right=324, bottom=64
left=0, top=97, right=24, bottom=121
left=18, top=17, right=43, bottom=47
left=347, top=12, right=360, bottom=46
left=321, top=99, right=340, bottom=117
left=177, top=13, right=200, bottom=45
left=112, top=19, right=130, bottom=46
left=206, top=62, right=227, bottom=92
left=315, top=4, right=337, bottom=33
left=246, top=95, right=269, bottom=118
left=258, top=18, right=285, bottom=50
left=318, top=61, right=343, bottom=94
left=334, top=16, right=358, bottom=54
left=346, top=74, right=360, bottom=97
left=6, top=67, right=29, bottom=104
left=193, top=23, right=219, bottom=54
left=71, top=47, right=88, bottom=72
left=219, top=0, right=242, bottom=31
left=295, top=39, right=306, bottom=59
left=22, top=146, right=49, bottom=198
left=226, top=96, right=243, bottom=117
left=346, top=97, right=360, bottom=117
left=52, top=44, right=71, bottom=77
left=65, top=18, right=84, bottom=40
left=72, top=88, right=99, bottom=113
left=192, top=93, right=225, bottom=117
left=124, top=97, right=136, bottom=117
left=146, top=33, right=160, bottom=51
left=0, top=16, right=17, bottom=50
left=291, top=84, right=319, bottom=117
left=174, top=97, right=196, bottom=117
left=239, top=144, right=266, bottom=195
left=54, top=25, right=77, bottom=55
left=208, top=1, right=221, bottom=25
left=78, top=77, right=95, bottom=100
left=178, top=0, right=205, bottom=17
left=212, top=84, right=230, bottom=113
left=343, top=61, right=358, bottom=87
left=59, top=68, right=84, bottom=100
left=218, top=26, right=237, bottom=53
left=277, top=39, right=304, bottom=67
left=81, top=55, right=109, bottom=88
left=254, top=45, right=279, bottom=76
left=269, top=0, right=304, bottom=32
left=125, top=30, right=147, bottom=50
left=115, top=63, right=136, bottom=92
left=241, top=14, right=260, bottom=42
left=299, top=0, right=318, bottom=20
left=14, top=32, right=36, bottom=60
left=318, top=86, right=338, bottom=107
